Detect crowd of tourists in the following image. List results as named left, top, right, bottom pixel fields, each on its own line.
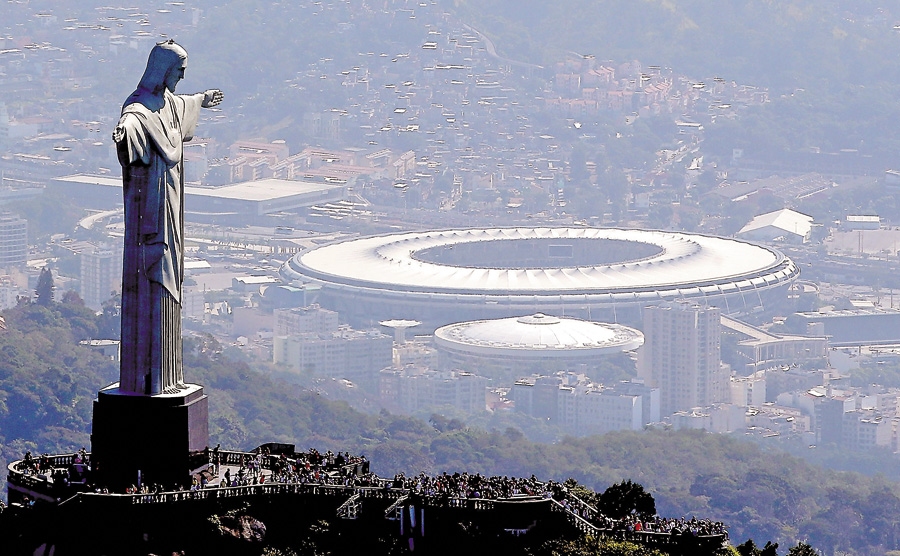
left=390, top=471, right=555, bottom=500
left=211, top=447, right=369, bottom=488
left=568, top=506, right=728, bottom=539
left=14, top=449, right=89, bottom=488
left=606, top=515, right=726, bottom=537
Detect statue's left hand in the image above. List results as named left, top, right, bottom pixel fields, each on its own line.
left=112, top=115, right=129, bottom=143
left=202, top=89, right=224, bottom=108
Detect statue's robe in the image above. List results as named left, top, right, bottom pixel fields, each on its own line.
left=116, top=89, right=203, bottom=395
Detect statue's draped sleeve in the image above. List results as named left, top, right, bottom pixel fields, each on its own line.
left=175, top=92, right=203, bottom=142
left=117, top=91, right=203, bottom=165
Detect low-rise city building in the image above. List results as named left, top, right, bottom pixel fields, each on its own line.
left=379, top=365, right=488, bottom=414
left=274, top=325, right=393, bottom=388
left=509, top=372, right=659, bottom=435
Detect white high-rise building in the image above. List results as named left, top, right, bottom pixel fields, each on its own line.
left=731, top=373, right=767, bottom=407
left=80, top=245, right=122, bottom=310
left=379, top=366, right=488, bottom=414
left=0, top=275, right=21, bottom=310
left=638, top=303, right=727, bottom=416
left=509, top=373, right=660, bottom=434
left=0, top=213, right=27, bottom=269
left=273, top=304, right=339, bottom=337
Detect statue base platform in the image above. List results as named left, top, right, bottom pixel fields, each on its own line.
left=91, top=382, right=208, bottom=489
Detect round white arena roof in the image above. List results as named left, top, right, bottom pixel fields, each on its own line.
left=281, top=227, right=799, bottom=320
left=434, top=313, right=644, bottom=358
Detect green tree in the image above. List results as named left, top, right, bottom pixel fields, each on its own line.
left=787, top=543, right=819, bottom=556
left=648, top=204, right=674, bottom=228
left=599, top=480, right=656, bottom=520
left=564, top=478, right=601, bottom=507
left=34, top=268, right=54, bottom=306
left=532, top=536, right=665, bottom=556
left=96, top=296, right=121, bottom=340
left=736, top=539, right=779, bottom=556
left=736, top=539, right=759, bottom=556
left=60, top=290, right=84, bottom=306
left=695, top=171, right=719, bottom=194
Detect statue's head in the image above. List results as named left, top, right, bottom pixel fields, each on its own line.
left=137, top=39, right=188, bottom=94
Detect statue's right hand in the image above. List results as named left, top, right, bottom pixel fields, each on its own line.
left=202, top=89, right=224, bottom=108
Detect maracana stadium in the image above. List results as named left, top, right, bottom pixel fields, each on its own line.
left=279, top=227, right=799, bottom=326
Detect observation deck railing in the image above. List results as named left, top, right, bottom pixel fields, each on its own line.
left=384, top=495, right=409, bottom=520
left=548, top=497, right=727, bottom=549
left=336, top=493, right=361, bottom=519
left=7, top=450, right=727, bottom=550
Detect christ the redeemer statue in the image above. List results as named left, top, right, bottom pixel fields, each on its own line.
left=112, top=40, right=222, bottom=395
left=91, top=39, right=218, bottom=489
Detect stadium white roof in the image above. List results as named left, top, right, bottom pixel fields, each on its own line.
left=293, top=227, right=796, bottom=295
left=434, top=313, right=644, bottom=357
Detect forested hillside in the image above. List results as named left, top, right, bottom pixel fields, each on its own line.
left=1, top=301, right=899, bottom=555
left=0, top=300, right=118, bottom=489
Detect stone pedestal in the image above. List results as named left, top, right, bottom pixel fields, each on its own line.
left=91, top=383, right=208, bottom=489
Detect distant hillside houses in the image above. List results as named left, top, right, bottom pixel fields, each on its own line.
left=222, top=143, right=417, bottom=185
left=548, top=55, right=767, bottom=117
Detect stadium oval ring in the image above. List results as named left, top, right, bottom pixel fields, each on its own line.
left=280, top=227, right=800, bottom=324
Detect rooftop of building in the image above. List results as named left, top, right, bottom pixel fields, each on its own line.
left=434, top=313, right=644, bottom=356
left=797, top=307, right=900, bottom=318
left=52, top=174, right=345, bottom=203
left=738, top=208, right=813, bottom=237
left=846, top=215, right=880, bottom=223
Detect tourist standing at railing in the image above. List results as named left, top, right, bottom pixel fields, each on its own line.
left=211, top=443, right=220, bottom=473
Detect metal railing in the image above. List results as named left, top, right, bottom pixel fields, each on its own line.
left=216, top=449, right=366, bottom=477
left=562, top=491, right=600, bottom=523
left=337, top=494, right=361, bottom=519
left=384, top=495, right=408, bottom=520
left=53, top=482, right=407, bottom=507
left=8, top=453, right=85, bottom=477
left=548, top=498, right=727, bottom=548
left=550, top=498, right=599, bottom=536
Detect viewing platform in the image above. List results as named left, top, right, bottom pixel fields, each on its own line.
left=6, top=444, right=728, bottom=555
